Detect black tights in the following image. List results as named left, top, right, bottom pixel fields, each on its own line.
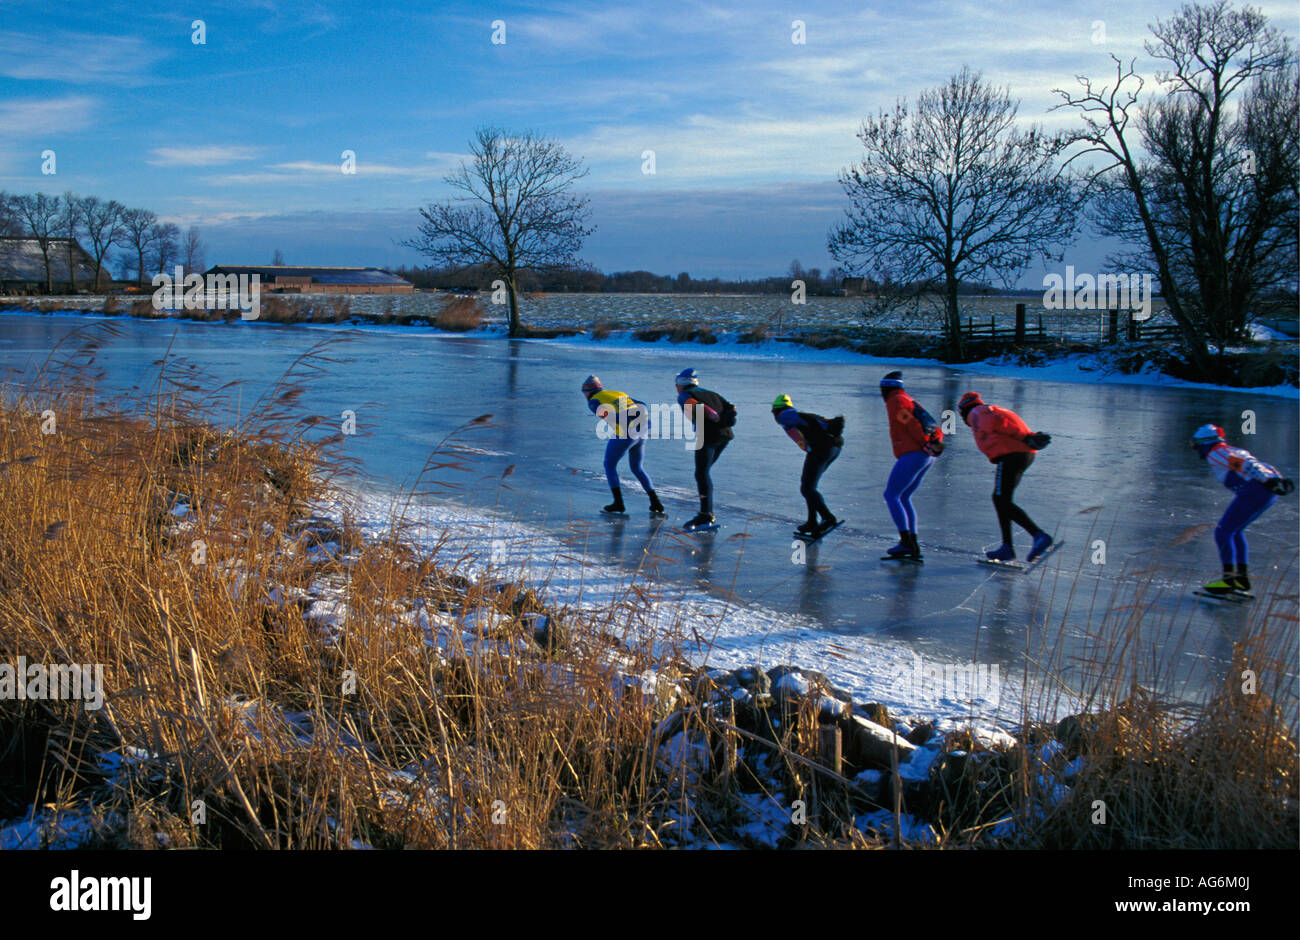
left=694, top=438, right=728, bottom=512
left=800, top=446, right=840, bottom=524
left=993, top=452, right=1040, bottom=544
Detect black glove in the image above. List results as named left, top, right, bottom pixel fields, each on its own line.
left=1267, top=477, right=1295, bottom=496
left=1022, top=432, right=1051, bottom=449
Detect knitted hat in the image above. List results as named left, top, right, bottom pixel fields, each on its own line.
left=1190, top=424, right=1226, bottom=446
left=675, top=368, right=699, bottom=387
left=581, top=374, right=602, bottom=395
left=771, top=393, right=794, bottom=413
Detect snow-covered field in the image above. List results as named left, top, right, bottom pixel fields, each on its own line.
left=3, top=290, right=1186, bottom=343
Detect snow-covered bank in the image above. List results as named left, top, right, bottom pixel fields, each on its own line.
left=328, top=481, right=1068, bottom=733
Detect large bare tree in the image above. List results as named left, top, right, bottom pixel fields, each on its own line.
left=11, top=192, right=63, bottom=293
left=405, top=127, right=594, bottom=336
left=1054, top=1, right=1296, bottom=377
left=119, top=207, right=158, bottom=285
left=150, top=222, right=181, bottom=277
left=829, top=67, right=1078, bottom=359
left=80, top=197, right=125, bottom=290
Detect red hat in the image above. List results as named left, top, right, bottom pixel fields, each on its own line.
left=958, top=391, right=983, bottom=415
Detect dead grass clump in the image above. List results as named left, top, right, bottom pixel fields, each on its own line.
left=435, top=296, right=484, bottom=332
left=634, top=321, right=716, bottom=344
left=254, top=296, right=298, bottom=323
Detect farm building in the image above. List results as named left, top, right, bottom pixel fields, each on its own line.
left=0, top=236, right=101, bottom=294
left=203, top=265, right=414, bottom=294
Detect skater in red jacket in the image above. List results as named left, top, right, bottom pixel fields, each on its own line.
left=958, top=391, right=1054, bottom=562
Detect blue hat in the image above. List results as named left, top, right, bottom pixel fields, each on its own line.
left=1191, top=424, right=1225, bottom=448
left=675, top=368, right=699, bottom=387
left=880, top=371, right=904, bottom=390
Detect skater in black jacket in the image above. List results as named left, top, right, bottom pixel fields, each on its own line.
left=676, top=368, right=736, bottom=530
left=771, top=393, right=844, bottom=537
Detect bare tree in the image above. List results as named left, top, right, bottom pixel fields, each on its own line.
left=60, top=191, right=84, bottom=293
left=1054, top=1, right=1295, bottom=377
left=119, top=208, right=158, bottom=285
left=271, top=249, right=285, bottom=266
left=11, top=193, right=63, bottom=293
left=405, top=127, right=594, bottom=336
left=80, top=197, right=125, bottom=290
left=829, top=67, right=1078, bottom=358
left=183, top=226, right=206, bottom=274
left=151, top=222, right=181, bottom=277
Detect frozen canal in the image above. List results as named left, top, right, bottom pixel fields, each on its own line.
left=2, top=313, right=1296, bottom=713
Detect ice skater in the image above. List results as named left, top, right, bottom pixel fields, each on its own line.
left=771, top=394, right=845, bottom=537
left=582, top=375, right=665, bottom=515
left=1190, top=423, right=1293, bottom=595
left=958, top=391, right=1054, bottom=562
left=675, top=368, right=736, bottom=530
left=879, top=372, right=944, bottom=560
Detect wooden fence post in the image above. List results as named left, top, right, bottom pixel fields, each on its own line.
left=1126, top=311, right=1137, bottom=342
left=1015, top=303, right=1026, bottom=344
left=818, top=724, right=842, bottom=776
left=1107, top=309, right=1118, bottom=344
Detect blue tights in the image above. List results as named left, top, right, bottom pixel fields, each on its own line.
left=883, top=450, right=934, bottom=532
left=604, top=437, right=653, bottom=492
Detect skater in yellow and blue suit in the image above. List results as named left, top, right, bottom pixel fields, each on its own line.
left=582, top=375, right=666, bottom=515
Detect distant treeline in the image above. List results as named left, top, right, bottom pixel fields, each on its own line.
left=391, top=261, right=853, bottom=295
left=389, top=262, right=1042, bottom=298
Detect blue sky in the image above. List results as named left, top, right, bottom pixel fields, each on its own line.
left=2, top=0, right=1295, bottom=280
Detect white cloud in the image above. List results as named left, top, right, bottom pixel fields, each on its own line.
left=147, top=146, right=261, bottom=167
left=0, top=95, right=98, bottom=138
left=0, top=32, right=163, bottom=86
left=204, top=156, right=462, bottom=186
left=567, top=112, right=863, bottom=184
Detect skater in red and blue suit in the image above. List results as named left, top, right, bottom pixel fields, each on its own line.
left=582, top=375, right=665, bottom=515
left=959, top=391, right=1054, bottom=562
left=879, top=372, right=943, bottom=560
left=1190, top=423, right=1294, bottom=595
